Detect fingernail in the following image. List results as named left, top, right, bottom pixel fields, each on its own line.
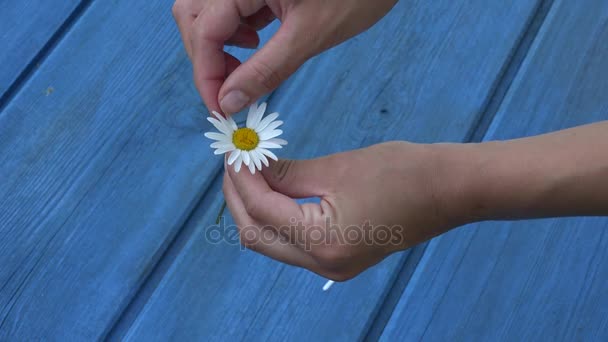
left=220, top=90, right=249, bottom=114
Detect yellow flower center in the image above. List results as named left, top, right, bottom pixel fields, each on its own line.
left=232, top=128, right=259, bottom=151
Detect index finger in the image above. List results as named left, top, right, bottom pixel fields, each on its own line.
left=190, top=1, right=264, bottom=113
left=172, top=1, right=195, bottom=58
left=227, top=164, right=304, bottom=225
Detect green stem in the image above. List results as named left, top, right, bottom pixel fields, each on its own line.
left=215, top=200, right=227, bottom=224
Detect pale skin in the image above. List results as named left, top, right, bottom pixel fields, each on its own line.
left=174, top=0, right=608, bottom=281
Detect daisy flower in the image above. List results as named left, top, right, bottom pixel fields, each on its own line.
left=204, top=102, right=287, bottom=174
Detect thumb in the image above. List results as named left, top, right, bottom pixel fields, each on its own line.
left=218, top=23, right=311, bottom=114
left=261, top=157, right=339, bottom=199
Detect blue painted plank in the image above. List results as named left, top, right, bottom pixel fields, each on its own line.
left=119, top=1, right=544, bottom=340
left=381, top=0, right=608, bottom=340
left=0, top=0, right=88, bottom=102
left=0, top=0, right=273, bottom=339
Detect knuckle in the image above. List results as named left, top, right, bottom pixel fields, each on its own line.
left=248, top=61, right=283, bottom=92
left=171, top=1, right=186, bottom=18
left=245, top=201, right=260, bottom=217
left=244, top=199, right=262, bottom=218
left=270, top=159, right=296, bottom=184
left=191, top=18, right=206, bottom=38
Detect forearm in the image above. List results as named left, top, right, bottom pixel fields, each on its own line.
left=439, top=121, right=608, bottom=224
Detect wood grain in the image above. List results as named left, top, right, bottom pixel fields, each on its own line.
left=0, top=0, right=88, bottom=102
left=381, top=0, right=608, bottom=340
left=0, top=0, right=270, bottom=338
left=119, top=0, right=544, bottom=340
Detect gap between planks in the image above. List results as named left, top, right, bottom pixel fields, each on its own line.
left=361, top=0, right=557, bottom=339
left=0, top=0, right=95, bottom=112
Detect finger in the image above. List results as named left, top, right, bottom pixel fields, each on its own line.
left=172, top=1, right=195, bottom=58
left=261, top=158, right=336, bottom=198
left=227, top=161, right=305, bottom=227
left=223, top=171, right=319, bottom=269
left=225, top=23, right=260, bottom=49
left=242, top=6, right=276, bottom=31
left=225, top=52, right=241, bottom=77
left=190, top=0, right=265, bottom=113
left=218, top=23, right=310, bottom=114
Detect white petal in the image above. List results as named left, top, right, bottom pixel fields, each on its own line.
left=257, top=102, right=267, bottom=115
left=258, top=141, right=283, bottom=149
left=227, top=150, right=241, bottom=165
left=211, top=111, right=224, bottom=121
left=214, top=146, right=234, bottom=155
left=266, top=138, right=288, bottom=146
left=211, top=115, right=231, bottom=131
left=245, top=103, right=256, bottom=128
left=242, top=150, right=251, bottom=166
left=254, top=150, right=269, bottom=167
left=250, top=150, right=262, bottom=171
left=211, top=141, right=235, bottom=149
left=259, top=129, right=283, bottom=140
left=226, top=116, right=238, bottom=130
left=234, top=157, right=243, bottom=173
left=257, top=120, right=282, bottom=133
left=204, top=132, right=230, bottom=141
left=207, top=117, right=232, bottom=136
left=246, top=102, right=266, bottom=129
left=248, top=160, right=256, bottom=174
left=259, top=148, right=278, bottom=161
left=255, top=112, right=279, bottom=132
left=212, top=111, right=236, bottom=131
left=253, top=102, right=267, bottom=128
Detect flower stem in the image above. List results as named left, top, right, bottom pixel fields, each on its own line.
left=216, top=200, right=227, bottom=224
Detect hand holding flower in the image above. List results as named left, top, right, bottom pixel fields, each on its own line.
left=222, top=122, right=608, bottom=281
left=223, top=142, right=457, bottom=281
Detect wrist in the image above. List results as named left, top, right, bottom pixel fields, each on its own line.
left=427, top=142, right=489, bottom=227
left=430, top=140, right=545, bottom=224
left=433, top=134, right=601, bottom=224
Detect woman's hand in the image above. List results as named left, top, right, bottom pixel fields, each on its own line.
left=223, top=141, right=467, bottom=281
left=172, top=0, right=398, bottom=114
left=223, top=121, right=608, bottom=281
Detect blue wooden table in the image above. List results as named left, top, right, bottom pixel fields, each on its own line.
left=1, top=0, right=607, bottom=340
